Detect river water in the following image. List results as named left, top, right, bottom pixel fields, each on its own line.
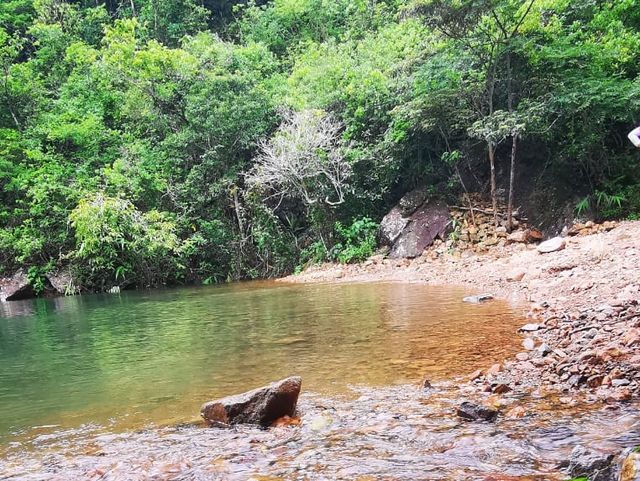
left=1, top=281, right=639, bottom=480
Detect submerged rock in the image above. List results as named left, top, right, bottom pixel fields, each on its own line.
left=463, top=294, right=494, bottom=304
left=567, top=445, right=616, bottom=481
left=0, top=269, right=34, bottom=302
left=200, top=376, right=302, bottom=427
left=456, top=401, right=498, bottom=422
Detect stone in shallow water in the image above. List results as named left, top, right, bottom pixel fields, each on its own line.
left=456, top=401, right=498, bottom=422
left=200, top=376, right=302, bottom=427
left=567, top=445, right=615, bottom=481
left=463, top=294, right=494, bottom=304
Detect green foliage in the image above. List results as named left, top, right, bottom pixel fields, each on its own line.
left=69, top=193, right=181, bottom=289
left=0, top=0, right=639, bottom=293
left=332, top=217, right=378, bottom=264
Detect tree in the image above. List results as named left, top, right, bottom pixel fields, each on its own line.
left=246, top=109, right=351, bottom=208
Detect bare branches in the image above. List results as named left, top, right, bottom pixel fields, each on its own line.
left=246, top=109, right=351, bottom=209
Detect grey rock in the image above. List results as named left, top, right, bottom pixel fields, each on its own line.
left=537, top=236, right=566, bottom=254
left=463, top=294, right=494, bottom=304
left=612, top=378, right=631, bottom=387
left=520, top=323, right=541, bottom=332
left=398, top=189, right=427, bottom=216
left=456, top=401, right=498, bottom=422
left=379, top=206, right=410, bottom=246
left=201, top=376, right=302, bottom=427
left=389, top=200, right=451, bottom=258
left=47, top=269, right=77, bottom=295
left=567, top=445, right=615, bottom=481
left=0, top=269, right=34, bottom=302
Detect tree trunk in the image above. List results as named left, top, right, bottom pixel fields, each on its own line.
left=507, top=134, right=518, bottom=231
left=488, top=142, right=498, bottom=227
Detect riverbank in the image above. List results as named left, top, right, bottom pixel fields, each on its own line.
left=284, top=220, right=640, bottom=401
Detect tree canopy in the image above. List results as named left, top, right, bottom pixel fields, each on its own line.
left=1, top=0, right=639, bottom=291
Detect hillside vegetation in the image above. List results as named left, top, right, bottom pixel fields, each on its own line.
left=1, top=0, right=639, bottom=291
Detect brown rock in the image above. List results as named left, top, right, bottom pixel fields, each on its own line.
left=607, top=387, right=632, bottom=402
left=507, top=230, right=528, bottom=244
left=487, top=363, right=502, bottom=376
left=505, top=406, right=527, bottom=419
left=200, top=376, right=302, bottom=427
left=492, top=383, right=511, bottom=394
left=506, top=268, right=526, bottom=282
left=623, top=328, right=640, bottom=347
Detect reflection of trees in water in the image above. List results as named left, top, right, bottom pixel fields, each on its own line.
left=0, top=283, right=523, bottom=440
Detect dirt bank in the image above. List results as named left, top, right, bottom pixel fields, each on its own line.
left=283, top=221, right=640, bottom=401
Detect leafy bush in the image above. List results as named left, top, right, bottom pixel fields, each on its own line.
left=69, top=193, right=181, bottom=289
left=332, top=217, right=378, bottom=264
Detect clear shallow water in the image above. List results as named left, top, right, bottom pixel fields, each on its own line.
left=0, top=281, right=523, bottom=442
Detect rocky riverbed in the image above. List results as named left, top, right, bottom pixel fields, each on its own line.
left=4, top=382, right=640, bottom=481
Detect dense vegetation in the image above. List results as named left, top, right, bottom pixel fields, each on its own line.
left=1, top=0, right=639, bottom=291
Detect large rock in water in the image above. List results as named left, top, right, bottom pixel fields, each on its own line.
left=566, top=445, right=616, bottom=481
left=379, top=191, right=451, bottom=259
left=0, top=269, right=34, bottom=302
left=200, top=376, right=302, bottom=427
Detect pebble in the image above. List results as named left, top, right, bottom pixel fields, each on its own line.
left=523, top=338, right=535, bottom=350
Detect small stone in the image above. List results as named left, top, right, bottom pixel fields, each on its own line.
left=463, top=294, right=494, bottom=304
left=520, top=323, right=540, bottom=332
left=612, top=378, right=631, bottom=387
left=506, top=269, right=526, bottom=282
left=487, top=363, right=502, bottom=376
left=538, top=343, right=552, bottom=356
left=537, top=237, right=566, bottom=254
left=492, top=383, right=511, bottom=394
left=457, top=401, right=498, bottom=422
left=422, top=378, right=432, bottom=389
left=515, top=352, right=529, bottom=361
left=523, top=338, right=536, bottom=350
left=470, top=369, right=483, bottom=381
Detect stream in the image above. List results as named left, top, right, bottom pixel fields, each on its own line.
left=1, top=281, right=638, bottom=480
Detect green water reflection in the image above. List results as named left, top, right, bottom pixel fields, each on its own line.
left=0, top=281, right=523, bottom=440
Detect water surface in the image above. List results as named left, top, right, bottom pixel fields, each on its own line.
left=0, top=281, right=523, bottom=442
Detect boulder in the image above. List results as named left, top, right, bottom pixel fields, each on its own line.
left=0, top=269, right=34, bottom=302
left=566, top=445, right=615, bottom=481
left=46, top=269, right=76, bottom=295
left=389, top=200, right=451, bottom=258
left=201, top=376, right=302, bottom=427
left=398, top=189, right=427, bottom=216
left=379, top=206, right=410, bottom=246
left=537, top=237, right=566, bottom=254
left=456, top=401, right=498, bottom=422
